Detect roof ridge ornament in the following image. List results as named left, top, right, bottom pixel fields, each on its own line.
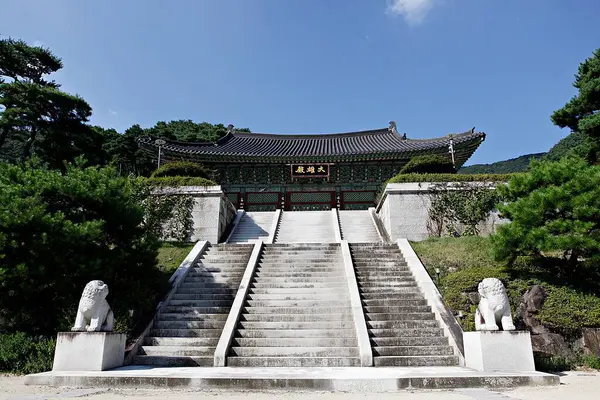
left=388, top=121, right=398, bottom=134
left=227, top=124, right=235, bottom=134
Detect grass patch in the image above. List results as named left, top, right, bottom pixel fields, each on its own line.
left=157, top=242, right=195, bottom=273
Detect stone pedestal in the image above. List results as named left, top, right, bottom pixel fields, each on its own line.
left=53, top=332, right=126, bottom=371
left=464, top=331, right=535, bottom=372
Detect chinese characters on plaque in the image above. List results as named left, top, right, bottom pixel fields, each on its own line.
left=290, top=164, right=329, bottom=178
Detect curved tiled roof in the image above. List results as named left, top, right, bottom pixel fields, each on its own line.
left=138, top=127, right=485, bottom=165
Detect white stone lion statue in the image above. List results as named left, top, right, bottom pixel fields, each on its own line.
left=475, top=278, right=516, bottom=331
left=71, top=280, right=114, bottom=332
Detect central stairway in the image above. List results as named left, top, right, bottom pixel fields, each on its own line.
left=274, top=211, right=335, bottom=243
left=227, top=244, right=360, bottom=367
left=350, top=243, right=458, bottom=367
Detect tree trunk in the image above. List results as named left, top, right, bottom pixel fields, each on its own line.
left=22, top=127, right=37, bottom=161
left=567, top=250, right=579, bottom=270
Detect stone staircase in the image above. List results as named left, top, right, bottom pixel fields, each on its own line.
left=274, top=211, right=335, bottom=243
left=350, top=243, right=459, bottom=367
left=338, top=210, right=381, bottom=242
left=227, top=212, right=275, bottom=243
left=135, top=244, right=253, bottom=366
left=227, top=244, right=360, bottom=367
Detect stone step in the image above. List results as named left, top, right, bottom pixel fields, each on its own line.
left=368, top=328, right=445, bottom=337
left=373, top=346, right=454, bottom=357
left=157, top=313, right=229, bottom=321
left=172, top=294, right=235, bottom=300
left=251, top=282, right=348, bottom=288
left=246, top=293, right=349, bottom=301
left=364, top=305, right=431, bottom=313
left=262, top=251, right=340, bottom=255
left=233, top=337, right=358, bottom=347
left=150, top=329, right=223, bottom=338
left=242, top=306, right=352, bottom=314
left=181, top=279, right=242, bottom=286
left=144, top=337, right=219, bottom=346
left=140, top=346, right=215, bottom=356
left=254, top=272, right=345, bottom=278
left=370, top=336, right=449, bottom=347
left=359, top=287, right=420, bottom=294
left=168, top=300, right=234, bottom=307
left=248, top=288, right=349, bottom=295
left=365, top=313, right=435, bottom=321
left=133, top=355, right=213, bottom=367
left=246, top=300, right=351, bottom=307
left=361, top=293, right=423, bottom=300
left=177, top=287, right=236, bottom=294
left=257, top=265, right=343, bottom=270
left=229, top=347, right=359, bottom=357
left=161, top=306, right=232, bottom=314
left=366, top=320, right=439, bottom=329
left=362, top=299, right=428, bottom=307
left=240, top=313, right=353, bottom=322
left=235, top=329, right=356, bottom=338
left=227, top=357, right=360, bottom=367
left=373, top=355, right=459, bottom=367
left=154, top=320, right=226, bottom=329
left=237, top=321, right=355, bottom=330
left=357, top=275, right=414, bottom=281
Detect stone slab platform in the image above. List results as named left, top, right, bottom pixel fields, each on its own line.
left=26, top=366, right=559, bottom=391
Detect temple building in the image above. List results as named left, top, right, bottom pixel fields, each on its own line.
left=139, top=121, right=485, bottom=211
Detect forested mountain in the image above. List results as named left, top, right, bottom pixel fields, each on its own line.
left=459, top=153, right=545, bottom=174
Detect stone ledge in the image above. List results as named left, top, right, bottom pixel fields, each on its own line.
left=25, top=366, right=559, bottom=391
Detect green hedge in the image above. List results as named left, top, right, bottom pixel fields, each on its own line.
left=399, top=155, right=455, bottom=174
left=0, top=333, right=55, bottom=374
left=151, top=161, right=212, bottom=179
left=145, top=176, right=217, bottom=187
left=387, top=173, right=519, bottom=184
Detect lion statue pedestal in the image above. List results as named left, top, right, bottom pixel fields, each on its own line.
left=52, top=281, right=125, bottom=371
left=464, top=278, right=535, bottom=372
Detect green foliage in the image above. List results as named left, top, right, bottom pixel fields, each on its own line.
left=581, top=355, right=600, bottom=370
left=151, top=161, right=212, bottom=179
left=459, top=153, right=545, bottom=174
left=387, top=173, right=516, bottom=184
left=157, top=242, right=196, bottom=273
left=0, top=333, right=55, bottom=374
left=413, top=236, right=600, bottom=336
left=534, top=355, right=576, bottom=372
left=145, top=176, right=217, bottom=187
left=491, top=156, right=600, bottom=269
left=552, top=48, right=600, bottom=152
left=538, top=286, right=600, bottom=330
left=544, top=131, right=592, bottom=162
left=399, top=155, right=455, bottom=174
left=0, top=162, right=168, bottom=335
left=0, top=38, right=97, bottom=168
left=427, top=182, right=499, bottom=236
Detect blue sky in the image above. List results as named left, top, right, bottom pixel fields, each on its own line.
left=1, top=0, right=599, bottom=165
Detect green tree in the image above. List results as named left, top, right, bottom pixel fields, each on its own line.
left=0, top=37, right=97, bottom=168
left=491, top=156, right=600, bottom=270
left=0, top=161, right=166, bottom=334
left=551, top=49, right=600, bottom=158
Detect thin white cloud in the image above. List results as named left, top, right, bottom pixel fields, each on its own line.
left=109, top=109, right=118, bottom=116
left=33, top=40, right=44, bottom=47
left=387, top=0, right=436, bottom=25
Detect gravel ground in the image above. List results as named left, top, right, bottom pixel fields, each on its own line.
left=2, top=372, right=599, bottom=400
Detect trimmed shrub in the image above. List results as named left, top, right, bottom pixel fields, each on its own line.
left=387, top=173, right=517, bottom=184
left=145, top=176, right=216, bottom=187
left=151, top=161, right=212, bottom=179
left=399, top=155, right=455, bottom=174
left=0, top=333, right=55, bottom=374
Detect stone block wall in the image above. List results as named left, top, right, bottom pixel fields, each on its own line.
left=375, top=182, right=508, bottom=242
left=154, top=186, right=236, bottom=243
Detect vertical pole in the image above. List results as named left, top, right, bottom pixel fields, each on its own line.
left=157, top=145, right=162, bottom=168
